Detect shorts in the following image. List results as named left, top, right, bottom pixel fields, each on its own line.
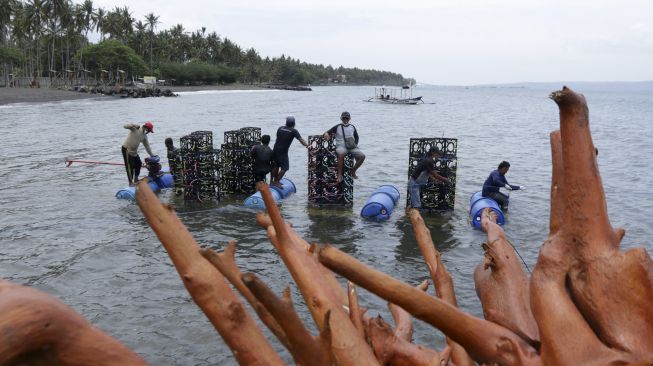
left=407, top=178, right=422, bottom=208
left=273, top=151, right=290, bottom=171
left=335, top=145, right=365, bottom=158
left=254, top=170, right=269, bottom=182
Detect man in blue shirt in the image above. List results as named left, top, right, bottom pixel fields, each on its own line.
left=482, top=161, right=521, bottom=211
left=271, top=116, right=308, bottom=187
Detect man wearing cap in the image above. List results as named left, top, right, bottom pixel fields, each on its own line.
left=323, top=111, right=366, bottom=183
left=271, top=116, right=308, bottom=187
left=122, top=122, right=155, bottom=185
left=407, top=147, right=450, bottom=210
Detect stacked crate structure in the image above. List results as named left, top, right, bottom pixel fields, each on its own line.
left=219, top=127, right=260, bottom=196
left=307, top=135, right=354, bottom=205
left=407, top=137, right=458, bottom=212
left=179, top=131, right=220, bottom=201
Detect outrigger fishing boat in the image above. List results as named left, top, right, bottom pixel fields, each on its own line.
left=366, top=85, right=423, bottom=105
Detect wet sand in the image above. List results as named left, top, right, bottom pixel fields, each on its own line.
left=0, top=87, right=101, bottom=106
left=0, top=84, right=266, bottom=106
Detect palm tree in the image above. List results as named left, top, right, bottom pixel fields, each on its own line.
left=0, top=0, right=15, bottom=45
left=78, top=0, right=94, bottom=40
left=93, top=6, right=105, bottom=41
left=75, top=0, right=95, bottom=70
left=131, top=20, right=146, bottom=57
left=169, top=24, right=186, bottom=63
left=205, top=31, right=222, bottom=64
left=144, top=12, right=159, bottom=69
left=24, top=0, right=46, bottom=76
left=103, top=6, right=132, bottom=43
left=221, top=37, right=242, bottom=66
left=43, top=0, right=70, bottom=73
left=118, top=5, right=133, bottom=42
left=0, top=0, right=16, bottom=86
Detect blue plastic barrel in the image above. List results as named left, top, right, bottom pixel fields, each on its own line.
left=469, top=191, right=505, bottom=229
left=152, top=173, right=174, bottom=189
left=361, top=185, right=400, bottom=221
left=271, top=178, right=296, bottom=198
left=116, top=174, right=174, bottom=201
left=244, top=178, right=296, bottom=209
left=375, top=185, right=400, bottom=204
left=243, top=189, right=282, bottom=209
left=116, top=187, right=137, bottom=200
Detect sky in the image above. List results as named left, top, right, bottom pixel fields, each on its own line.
left=92, top=0, right=653, bottom=85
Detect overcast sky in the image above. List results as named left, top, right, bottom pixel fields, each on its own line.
left=93, top=0, right=653, bottom=85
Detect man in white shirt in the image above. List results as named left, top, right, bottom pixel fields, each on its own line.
left=322, top=111, right=366, bottom=183
left=122, top=122, right=154, bottom=185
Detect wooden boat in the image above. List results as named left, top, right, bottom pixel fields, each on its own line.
left=366, top=85, right=423, bottom=104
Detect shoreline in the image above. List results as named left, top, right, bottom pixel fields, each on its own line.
left=0, top=84, right=267, bottom=106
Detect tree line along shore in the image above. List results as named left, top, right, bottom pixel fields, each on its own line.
left=0, top=0, right=415, bottom=89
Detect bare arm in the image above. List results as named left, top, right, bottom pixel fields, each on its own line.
left=143, top=138, right=154, bottom=156
left=431, top=171, right=449, bottom=183
left=323, top=125, right=338, bottom=140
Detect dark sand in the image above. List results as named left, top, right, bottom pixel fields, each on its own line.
left=0, top=84, right=266, bottom=106
left=0, top=87, right=102, bottom=106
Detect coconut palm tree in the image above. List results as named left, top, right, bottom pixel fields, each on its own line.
left=168, top=24, right=186, bottom=63
left=221, top=37, right=242, bottom=66
left=104, top=6, right=132, bottom=43
left=93, top=6, right=105, bottom=41
left=205, top=31, right=222, bottom=64
left=144, top=12, right=159, bottom=69
left=131, top=20, right=147, bottom=58
left=24, top=0, right=46, bottom=76
left=0, top=0, right=16, bottom=45
left=75, top=0, right=95, bottom=70
left=78, top=0, right=95, bottom=40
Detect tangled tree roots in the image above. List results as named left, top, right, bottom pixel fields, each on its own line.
left=1, top=87, right=652, bottom=365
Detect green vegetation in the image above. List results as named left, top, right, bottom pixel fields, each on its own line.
left=78, top=40, right=147, bottom=75
left=0, top=0, right=412, bottom=86
left=0, top=45, right=23, bottom=64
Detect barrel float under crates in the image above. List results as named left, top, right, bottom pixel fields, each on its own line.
left=243, top=178, right=296, bottom=209
left=272, top=178, right=296, bottom=199
left=469, top=191, right=505, bottom=229
left=360, top=185, right=400, bottom=221
left=116, top=173, right=174, bottom=201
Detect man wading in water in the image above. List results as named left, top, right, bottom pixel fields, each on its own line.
left=407, top=147, right=450, bottom=209
left=121, top=122, right=155, bottom=185
left=481, top=160, right=522, bottom=211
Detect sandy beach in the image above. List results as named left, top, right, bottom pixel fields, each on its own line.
left=0, top=84, right=266, bottom=106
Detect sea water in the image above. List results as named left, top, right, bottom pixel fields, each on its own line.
left=1, top=83, right=652, bottom=364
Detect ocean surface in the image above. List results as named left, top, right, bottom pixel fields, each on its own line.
left=1, top=83, right=652, bottom=364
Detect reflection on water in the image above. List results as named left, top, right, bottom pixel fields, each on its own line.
left=305, top=206, right=362, bottom=254
left=394, top=213, right=457, bottom=262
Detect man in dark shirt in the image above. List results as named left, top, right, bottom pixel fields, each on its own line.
left=271, top=116, right=308, bottom=187
left=250, top=134, right=273, bottom=183
left=164, top=137, right=182, bottom=195
left=165, top=137, right=178, bottom=169
left=482, top=161, right=521, bottom=211
left=407, top=147, right=450, bottom=209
